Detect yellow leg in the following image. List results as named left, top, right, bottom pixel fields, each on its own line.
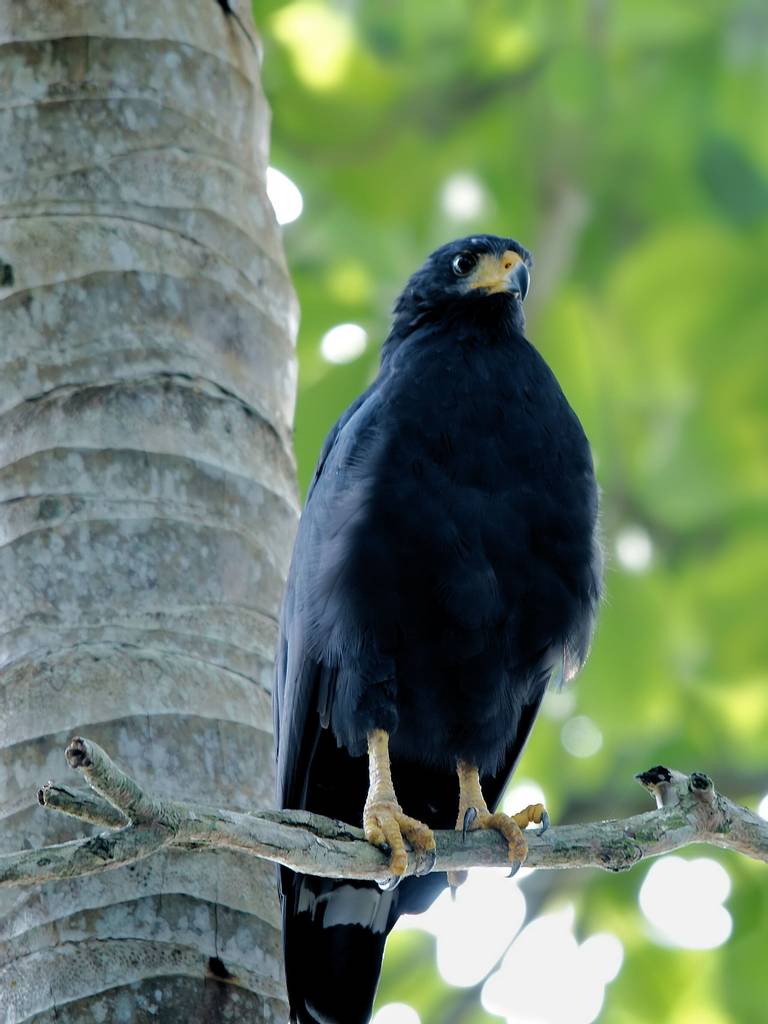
left=363, top=729, right=436, bottom=879
left=448, top=760, right=548, bottom=889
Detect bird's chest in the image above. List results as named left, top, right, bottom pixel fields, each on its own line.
left=339, top=341, right=594, bottom=639
left=378, top=357, right=572, bottom=527
left=353, top=347, right=592, bottom=619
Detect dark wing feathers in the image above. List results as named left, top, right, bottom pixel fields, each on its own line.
left=275, top=385, right=376, bottom=812
left=276, top=392, right=394, bottom=1024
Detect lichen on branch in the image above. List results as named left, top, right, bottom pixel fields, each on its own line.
left=2, top=737, right=766, bottom=890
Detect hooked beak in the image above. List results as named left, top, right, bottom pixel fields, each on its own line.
left=469, top=249, right=530, bottom=300
left=506, top=258, right=530, bottom=301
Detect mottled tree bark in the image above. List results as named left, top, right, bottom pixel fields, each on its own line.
left=0, top=2, right=297, bottom=1020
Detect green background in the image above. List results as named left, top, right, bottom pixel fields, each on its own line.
left=253, top=2, right=768, bottom=1021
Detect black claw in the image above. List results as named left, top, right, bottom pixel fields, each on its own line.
left=538, top=810, right=550, bottom=835
left=417, top=848, right=437, bottom=876
left=462, top=807, right=477, bottom=841
left=507, top=860, right=522, bottom=879
left=377, top=874, right=402, bottom=892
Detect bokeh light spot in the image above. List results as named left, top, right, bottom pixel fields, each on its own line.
left=615, top=525, right=654, bottom=573
left=272, top=1, right=354, bottom=90
left=502, top=779, right=546, bottom=821
left=441, top=173, right=487, bottom=220
left=487, top=25, right=536, bottom=69
left=396, top=868, right=526, bottom=987
left=579, top=933, right=624, bottom=984
left=542, top=686, right=577, bottom=720
left=327, top=261, right=373, bottom=305
left=639, top=856, right=732, bottom=949
left=371, top=1003, right=421, bottom=1024
left=266, top=167, right=303, bottom=225
left=561, top=715, right=603, bottom=758
left=482, top=906, right=623, bottom=1024
left=758, top=793, right=768, bottom=820
left=320, top=323, right=368, bottom=364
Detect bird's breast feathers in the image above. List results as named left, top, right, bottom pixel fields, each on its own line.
left=303, top=328, right=597, bottom=644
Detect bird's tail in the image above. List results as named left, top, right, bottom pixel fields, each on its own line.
left=283, top=874, right=399, bottom=1024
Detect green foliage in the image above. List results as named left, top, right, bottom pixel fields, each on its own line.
left=253, top=1, right=768, bottom=1020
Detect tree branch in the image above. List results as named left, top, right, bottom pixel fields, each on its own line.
left=4, top=738, right=766, bottom=890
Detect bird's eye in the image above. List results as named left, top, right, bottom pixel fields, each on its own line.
left=451, top=252, right=476, bottom=277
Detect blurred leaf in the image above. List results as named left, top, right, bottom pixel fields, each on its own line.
left=697, top=134, right=768, bottom=225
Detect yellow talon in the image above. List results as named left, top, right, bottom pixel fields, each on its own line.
left=363, top=730, right=436, bottom=880
left=510, top=801, right=547, bottom=830
left=448, top=762, right=549, bottom=887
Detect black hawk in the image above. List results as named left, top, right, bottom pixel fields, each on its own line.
left=274, top=234, right=602, bottom=1024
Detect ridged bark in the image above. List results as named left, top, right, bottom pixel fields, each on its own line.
left=0, top=2, right=297, bottom=1020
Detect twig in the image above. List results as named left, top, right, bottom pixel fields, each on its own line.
left=2, top=738, right=766, bottom=890
left=37, top=781, right=127, bottom=829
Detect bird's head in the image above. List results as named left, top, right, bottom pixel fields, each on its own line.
left=392, top=234, right=533, bottom=335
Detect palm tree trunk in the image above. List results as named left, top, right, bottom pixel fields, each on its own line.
left=0, top=2, right=296, bottom=1020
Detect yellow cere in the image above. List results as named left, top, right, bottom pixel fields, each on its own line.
left=468, top=250, right=523, bottom=293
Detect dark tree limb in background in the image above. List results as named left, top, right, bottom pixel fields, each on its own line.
left=2, top=737, right=766, bottom=890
